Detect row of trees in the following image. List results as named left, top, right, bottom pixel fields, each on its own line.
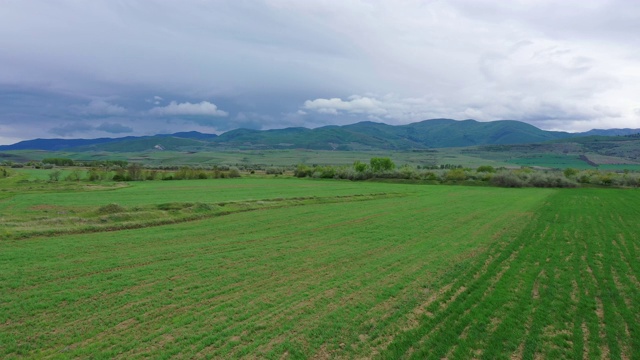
left=293, top=159, right=640, bottom=188
left=6, top=156, right=639, bottom=188
left=41, top=158, right=129, bottom=168
left=46, top=164, right=241, bottom=182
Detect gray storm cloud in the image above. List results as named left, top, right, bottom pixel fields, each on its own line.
left=0, top=0, right=639, bottom=144
left=96, top=123, right=134, bottom=134
left=71, top=100, right=126, bottom=116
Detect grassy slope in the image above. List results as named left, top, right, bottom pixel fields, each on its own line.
left=380, top=188, right=640, bottom=359
left=1, top=180, right=639, bottom=358
left=0, top=178, right=409, bottom=211
left=0, top=180, right=547, bottom=358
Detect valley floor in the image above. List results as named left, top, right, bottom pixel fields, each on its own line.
left=1, top=179, right=638, bottom=359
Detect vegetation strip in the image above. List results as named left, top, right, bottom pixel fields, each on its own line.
left=0, top=193, right=399, bottom=240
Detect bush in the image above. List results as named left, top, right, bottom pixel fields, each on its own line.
left=294, top=164, right=313, bottom=178
left=266, top=167, right=284, bottom=175
left=445, top=169, right=467, bottom=181
left=112, top=174, right=130, bottom=181
left=157, top=203, right=193, bottom=211
left=563, top=168, right=579, bottom=178
left=65, top=170, right=82, bottom=182
left=48, top=170, right=62, bottom=182
left=477, top=165, right=496, bottom=173
left=97, top=203, right=126, bottom=214
left=228, top=167, right=241, bottom=178
left=528, top=172, right=576, bottom=188
left=491, top=171, right=525, bottom=187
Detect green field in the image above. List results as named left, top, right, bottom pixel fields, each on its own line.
left=505, top=154, right=593, bottom=169
left=5, top=143, right=640, bottom=171
left=1, top=178, right=639, bottom=358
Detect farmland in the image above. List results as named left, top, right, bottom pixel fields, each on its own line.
left=1, top=176, right=639, bottom=359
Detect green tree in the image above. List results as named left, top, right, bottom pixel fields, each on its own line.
left=48, top=170, right=62, bottom=182
left=563, top=168, right=579, bottom=178
left=445, top=168, right=467, bottom=181
left=43, top=158, right=75, bottom=166
left=294, top=164, right=313, bottom=178
left=477, top=165, right=496, bottom=173
left=65, top=169, right=82, bottom=182
left=369, top=157, right=395, bottom=172
left=127, top=163, right=144, bottom=181
left=353, top=160, right=368, bottom=172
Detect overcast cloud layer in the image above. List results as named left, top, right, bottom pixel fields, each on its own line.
left=1, top=0, right=639, bottom=144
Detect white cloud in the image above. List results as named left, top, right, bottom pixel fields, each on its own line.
left=302, top=95, right=442, bottom=123
left=303, top=96, right=386, bottom=116
left=301, top=92, right=625, bottom=132
left=150, top=101, right=228, bottom=117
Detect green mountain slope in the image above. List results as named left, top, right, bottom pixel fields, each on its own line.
left=70, top=136, right=210, bottom=152
left=213, top=119, right=573, bottom=150
left=0, top=118, right=607, bottom=153
left=398, top=119, right=571, bottom=147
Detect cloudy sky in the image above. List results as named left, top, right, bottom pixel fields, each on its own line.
left=1, top=0, right=639, bottom=144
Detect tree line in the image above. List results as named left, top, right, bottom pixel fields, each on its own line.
left=45, top=164, right=241, bottom=182
left=293, top=158, right=640, bottom=188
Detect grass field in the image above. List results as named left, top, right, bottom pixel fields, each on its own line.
left=6, top=145, right=640, bottom=171
left=505, top=154, right=594, bottom=169
left=1, top=177, right=639, bottom=359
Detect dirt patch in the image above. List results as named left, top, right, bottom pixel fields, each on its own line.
left=595, top=297, right=604, bottom=321
left=157, top=333, right=175, bottom=347
left=532, top=277, right=540, bottom=300
left=571, top=280, right=579, bottom=303
left=473, top=254, right=495, bottom=279
left=582, top=322, right=589, bottom=360
left=512, top=312, right=534, bottom=360
left=311, top=344, right=332, bottom=360
left=483, top=243, right=525, bottom=299
left=542, top=324, right=572, bottom=338
left=259, top=333, right=286, bottom=354
left=610, top=268, right=632, bottom=307
left=488, top=317, right=502, bottom=334
left=441, top=286, right=467, bottom=309
left=114, top=318, right=136, bottom=330
left=595, top=297, right=610, bottom=360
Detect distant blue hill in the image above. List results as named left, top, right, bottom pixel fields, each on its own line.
left=579, top=128, right=640, bottom=136
left=0, top=119, right=637, bottom=152
left=0, top=132, right=218, bottom=151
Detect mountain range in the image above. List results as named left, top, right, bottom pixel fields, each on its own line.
left=1, top=119, right=639, bottom=152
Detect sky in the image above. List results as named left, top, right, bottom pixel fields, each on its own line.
left=1, top=0, right=639, bottom=145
